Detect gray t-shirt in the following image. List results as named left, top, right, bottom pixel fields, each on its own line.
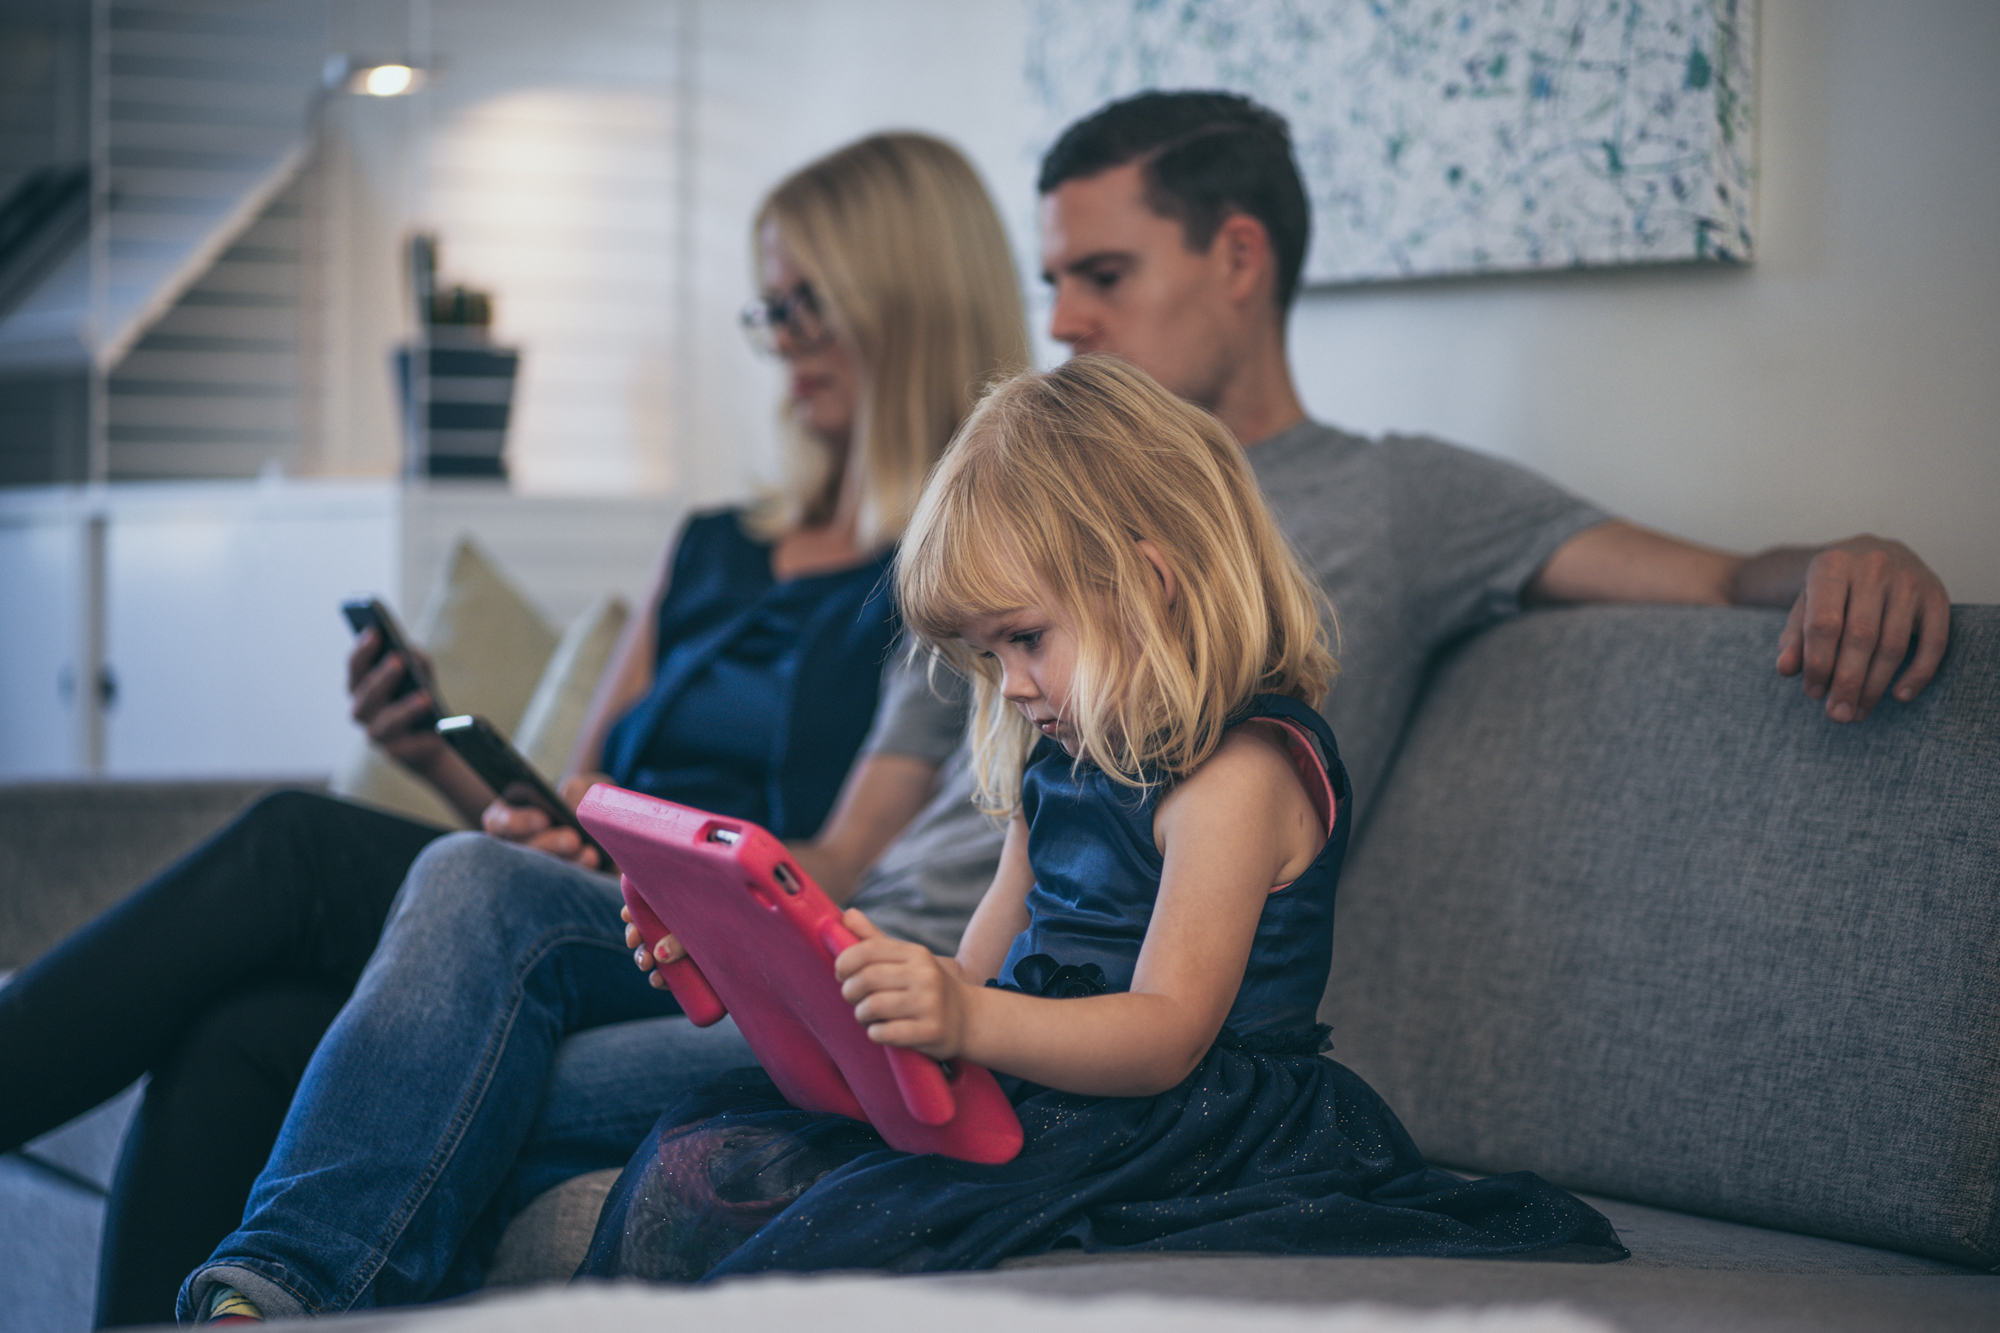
left=849, top=420, right=1608, bottom=952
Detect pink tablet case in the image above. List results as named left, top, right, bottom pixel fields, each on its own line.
left=577, top=784, right=1023, bottom=1164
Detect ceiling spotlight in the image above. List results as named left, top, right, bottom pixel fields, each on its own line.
left=359, top=64, right=421, bottom=96
left=323, top=56, right=428, bottom=96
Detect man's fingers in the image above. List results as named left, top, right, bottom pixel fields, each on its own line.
left=1796, top=574, right=1850, bottom=701
left=1822, top=590, right=1885, bottom=723
left=1774, top=597, right=1806, bottom=678
left=1854, top=597, right=1918, bottom=720
left=1894, top=591, right=1952, bottom=704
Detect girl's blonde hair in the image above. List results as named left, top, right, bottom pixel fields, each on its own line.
left=898, top=356, right=1337, bottom=814
left=752, top=133, right=1030, bottom=548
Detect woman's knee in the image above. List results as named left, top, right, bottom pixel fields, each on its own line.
left=228, top=788, right=351, bottom=844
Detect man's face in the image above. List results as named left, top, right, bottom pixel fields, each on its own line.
left=1038, top=162, right=1238, bottom=411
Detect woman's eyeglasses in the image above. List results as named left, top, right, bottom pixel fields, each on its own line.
left=740, top=283, right=832, bottom=355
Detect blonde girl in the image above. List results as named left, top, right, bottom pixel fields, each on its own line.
left=579, top=357, right=1623, bottom=1280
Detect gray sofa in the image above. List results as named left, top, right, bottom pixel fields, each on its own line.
left=5, top=605, right=1997, bottom=1333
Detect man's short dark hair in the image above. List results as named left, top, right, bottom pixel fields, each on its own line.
left=1039, top=90, right=1311, bottom=313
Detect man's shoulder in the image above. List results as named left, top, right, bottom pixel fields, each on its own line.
left=1248, top=418, right=1368, bottom=467
left=1254, top=418, right=1569, bottom=490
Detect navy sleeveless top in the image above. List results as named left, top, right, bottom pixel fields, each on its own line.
left=998, top=693, right=1352, bottom=1046
left=599, top=510, right=897, bottom=839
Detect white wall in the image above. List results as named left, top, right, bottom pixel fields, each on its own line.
left=686, top=0, right=1998, bottom=602
left=1285, top=0, right=2000, bottom=603
left=173, top=0, right=2000, bottom=600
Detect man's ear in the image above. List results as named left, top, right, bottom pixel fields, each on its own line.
left=1135, top=539, right=1179, bottom=606
left=1214, top=213, right=1276, bottom=311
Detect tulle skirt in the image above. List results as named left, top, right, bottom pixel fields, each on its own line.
left=576, top=1040, right=1626, bottom=1281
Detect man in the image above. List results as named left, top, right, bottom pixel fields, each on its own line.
left=852, top=88, right=1950, bottom=926
left=182, top=91, right=1951, bottom=1319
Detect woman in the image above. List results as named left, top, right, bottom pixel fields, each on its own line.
left=0, top=132, right=1027, bottom=1327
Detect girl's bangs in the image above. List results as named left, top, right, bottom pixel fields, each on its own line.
left=900, top=488, right=1043, bottom=644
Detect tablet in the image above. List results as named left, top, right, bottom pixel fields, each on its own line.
left=577, top=784, right=1023, bottom=1164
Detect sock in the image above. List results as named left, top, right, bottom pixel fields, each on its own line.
left=199, top=1284, right=264, bottom=1324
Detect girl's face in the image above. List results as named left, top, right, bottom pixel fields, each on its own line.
left=961, top=596, right=1084, bottom=757
left=757, top=222, right=860, bottom=452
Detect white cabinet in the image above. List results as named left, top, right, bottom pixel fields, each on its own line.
left=0, top=480, right=681, bottom=780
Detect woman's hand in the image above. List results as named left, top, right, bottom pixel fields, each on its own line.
left=621, top=905, right=684, bottom=990
left=834, top=909, right=969, bottom=1059
left=347, top=630, right=447, bottom=770
left=480, top=772, right=612, bottom=869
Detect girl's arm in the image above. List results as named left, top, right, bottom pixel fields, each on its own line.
left=837, top=725, right=1323, bottom=1097
left=954, top=814, right=1035, bottom=980
left=826, top=812, right=1030, bottom=1002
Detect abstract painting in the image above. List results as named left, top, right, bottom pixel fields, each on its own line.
left=1027, top=0, right=1757, bottom=285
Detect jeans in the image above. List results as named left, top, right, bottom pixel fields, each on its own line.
left=0, top=790, right=442, bottom=1327
left=177, top=832, right=754, bottom=1319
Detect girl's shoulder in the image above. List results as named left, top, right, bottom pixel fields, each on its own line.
left=1160, top=723, right=1313, bottom=818
left=1153, top=700, right=1339, bottom=877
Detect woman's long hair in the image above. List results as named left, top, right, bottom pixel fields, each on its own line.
left=752, top=133, right=1030, bottom=549
left=897, top=356, right=1338, bottom=815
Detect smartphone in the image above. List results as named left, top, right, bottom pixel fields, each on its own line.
left=341, top=597, right=445, bottom=715
left=436, top=714, right=611, bottom=867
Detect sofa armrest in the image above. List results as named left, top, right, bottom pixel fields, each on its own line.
left=0, top=780, right=324, bottom=971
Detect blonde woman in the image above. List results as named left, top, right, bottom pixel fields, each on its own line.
left=578, top=357, right=1624, bottom=1280
left=5, top=133, right=1025, bottom=1328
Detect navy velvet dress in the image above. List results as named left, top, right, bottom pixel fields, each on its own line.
left=578, top=695, right=1626, bottom=1280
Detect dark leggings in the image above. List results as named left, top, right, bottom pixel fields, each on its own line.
left=0, top=790, right=444, bottom=1327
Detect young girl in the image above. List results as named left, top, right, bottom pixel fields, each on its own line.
left=579, top=357, right=1624, bottom=1280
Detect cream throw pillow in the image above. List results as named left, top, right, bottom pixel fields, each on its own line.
left=332, top=538, right=560, bottom=827
left=515, top=593, right=630, bottom=785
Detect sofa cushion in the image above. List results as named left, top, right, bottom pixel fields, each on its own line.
left=514, top=594, right=629, bottom=785
left=1321, top=605, right=2000, bottom=1269
left=333, top=538, right=559, bottom=827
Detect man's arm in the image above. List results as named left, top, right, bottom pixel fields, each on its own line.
left=1530, top=520, right=1950, bottom=723
left=789, top=753, right=941, bottom=904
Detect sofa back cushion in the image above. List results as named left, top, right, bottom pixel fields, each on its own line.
left=1321, top=604, right=2000, bottom=1269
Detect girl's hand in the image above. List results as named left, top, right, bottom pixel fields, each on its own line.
left=620, top=904, right=684, bottom=991
left=834, top=909, right=969, bottom=1059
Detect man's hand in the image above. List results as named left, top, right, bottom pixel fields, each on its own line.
left=835, top=909, right=969, bottom=1059
left=1769, top=537, right=1949, bottom=723
left=479, top=772, right=610, bottom=868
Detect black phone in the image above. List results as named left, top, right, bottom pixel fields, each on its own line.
left=436, top=714, right=611, bottom=867
left=342, top=597, right=446, bottom=714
